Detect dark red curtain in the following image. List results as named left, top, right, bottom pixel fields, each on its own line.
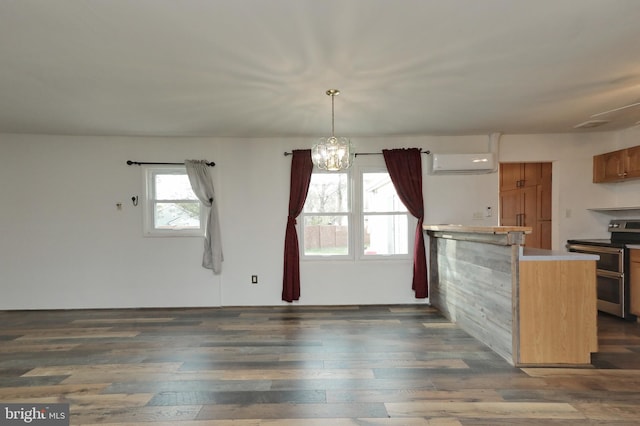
left=382, top=148, right=428, bottom=298
left=282, top=149, right=313, bottom=302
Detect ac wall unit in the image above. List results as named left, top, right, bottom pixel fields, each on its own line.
left=430, top=153, right=496, bottom=174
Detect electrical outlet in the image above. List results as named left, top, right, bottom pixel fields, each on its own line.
left=485, top=206, right=492, bottom=217
left=251, top=275, right=258, bottom=284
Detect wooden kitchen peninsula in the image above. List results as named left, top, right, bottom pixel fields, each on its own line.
left=424, top=224, right=598, bottom=367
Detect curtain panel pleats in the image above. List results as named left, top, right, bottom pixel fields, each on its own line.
left=185, top=159, right=223, bottom=274
left=282, top=150, right=313, bottom=302
left=382, top=148, right=428, bottom=298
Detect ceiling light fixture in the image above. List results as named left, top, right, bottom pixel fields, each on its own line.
left=312, top=89, right=352, bottom=171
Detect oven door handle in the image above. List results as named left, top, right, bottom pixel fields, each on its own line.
left=567, top=244, right=624, bottom=254
left=597, top=269, right=624, bottom=279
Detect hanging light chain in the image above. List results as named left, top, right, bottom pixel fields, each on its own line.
left=327, top=89, right=339, bottom=138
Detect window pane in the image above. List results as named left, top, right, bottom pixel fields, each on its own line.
left=363, top=172, right=407, bottom=212
left=154, top=202, right=201, bottom=229
left=304, top=173, right=349, bottom=213
left=155, top=173, right=198, bottom=200
left=363, top=214, right=408, bottom=255
left=303, top=215, right=349, bottom=256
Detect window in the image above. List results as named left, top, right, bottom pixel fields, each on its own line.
left=362, top=171, right=409, bottom=257
left=300, top=167, right=412, bottom=259
left=301, top=171, right=350, bottom=257
left=143, top=166, right=205, bottom=237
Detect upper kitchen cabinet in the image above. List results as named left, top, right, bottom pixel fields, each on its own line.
left=593, top=145, right=640, bottom=183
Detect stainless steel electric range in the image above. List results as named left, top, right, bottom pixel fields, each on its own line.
left=567, top=219, right=640, bottom=320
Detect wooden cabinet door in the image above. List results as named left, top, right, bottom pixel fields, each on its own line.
left=624, top=146, right=640, bottom=180
left=521, top=163, right=542, bottom=188
left=630, top=250, right=640, bottom=316
left=500, top=163, right=522, bottom=191
left=522, top=185, right=540, bottom=248
left=538, top=163, right=552, bottom=221
left=539, top=221, right=552, bottom=249
left=501, top=162, right=543, bottom=189
left=594, top=150, right=625, bottom=182
left=500, top=189, right=521, bottom=226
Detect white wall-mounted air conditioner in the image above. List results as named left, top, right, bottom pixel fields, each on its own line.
left=430, top=153, right=496, bottom=174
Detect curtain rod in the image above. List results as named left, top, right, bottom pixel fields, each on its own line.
left=126, top=160, right=215, bottom=167
left=283, top=149, right=430, bottom=157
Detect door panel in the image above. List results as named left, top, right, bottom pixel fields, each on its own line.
left=500, top=189, right=521, bottom=226
left=625, top=146, right=640, bottom=179
left=522, top=163, right=541, bottom=187
left=522, top=185, right=539, bottom=248
left=500, top=163, right=522, bottom=191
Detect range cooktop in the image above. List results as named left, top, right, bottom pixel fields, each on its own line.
left=566, top=238, right=625, bottom=248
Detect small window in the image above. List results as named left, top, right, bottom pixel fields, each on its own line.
left=143, top=166, right=205, bottom=237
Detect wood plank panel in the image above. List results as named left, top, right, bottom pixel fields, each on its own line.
left=429, top=237, right=515, bottom=363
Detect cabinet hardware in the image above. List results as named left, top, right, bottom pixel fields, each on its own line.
left=516, top=213, right=524, bottom=226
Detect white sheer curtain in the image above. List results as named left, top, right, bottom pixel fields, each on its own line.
left=185, top=160, right=223, bottom=274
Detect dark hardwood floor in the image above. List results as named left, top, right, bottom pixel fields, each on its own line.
left=1, top=305, right=639, bottom=425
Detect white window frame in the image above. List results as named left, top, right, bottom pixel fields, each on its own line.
left=299, top=169, right=353, bottom=260
left=299, top=165, right=414, bottom=261
left=357, top=166, right=414, bottom=261
left=142, top=165, right=206, bottom=237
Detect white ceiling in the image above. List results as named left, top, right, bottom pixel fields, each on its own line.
left=1, top=0, right=640, bottom=138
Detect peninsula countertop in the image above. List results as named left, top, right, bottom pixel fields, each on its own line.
left=520, top=247, right=599, bottom=261
left=423, top=224, right=532, bottom=234
left=423, top=224, right=533, bottom=246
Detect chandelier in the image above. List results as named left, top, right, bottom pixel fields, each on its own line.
left=312, top=89, right=353, bottom=171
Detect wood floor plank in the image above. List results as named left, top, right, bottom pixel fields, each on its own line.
left=385, top=401, right=585, bottom=419
left=70, top=405, right=203, bottom=424
left=325, top=389, right=504, bottom=403
left=15, top=328, right=140, bottom=340
left=22, top=362, right=183, bottom=377
left=195, top=402, right=389, bottom=420
left=0, top=382, right=109, bottom=399
left=71, top=317, right=177, bottom=324
left=323, top=359, right=469, bottom=369
left=210, top=368, right=377, bottom=380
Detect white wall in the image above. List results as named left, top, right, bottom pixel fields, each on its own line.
left=1, top=130, right=636, bottom=309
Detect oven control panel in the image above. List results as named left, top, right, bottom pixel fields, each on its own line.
left=609, top=219, right=640, bottom=232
